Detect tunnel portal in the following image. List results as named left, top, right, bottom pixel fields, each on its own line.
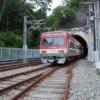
left=66, top=28, right=89, bottom=57
left=72, top=35, right=88, bottom=57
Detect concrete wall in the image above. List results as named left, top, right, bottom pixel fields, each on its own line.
left=59, top=0, right=94, bottom=29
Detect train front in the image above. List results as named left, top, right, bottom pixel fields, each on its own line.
left=39, top=31, right=68, bottom=64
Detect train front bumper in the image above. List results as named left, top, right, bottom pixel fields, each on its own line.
left=41, top=57, right=66, bottom=64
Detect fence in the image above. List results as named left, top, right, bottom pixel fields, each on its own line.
left=0, top=47, right=40, bottom=60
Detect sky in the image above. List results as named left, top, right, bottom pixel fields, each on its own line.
left=47, top=0, right=62, bottom=15
left=26, top=0, right=63, bottom=15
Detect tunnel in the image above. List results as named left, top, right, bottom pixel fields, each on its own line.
left=72, top=35, right=88, bottom=57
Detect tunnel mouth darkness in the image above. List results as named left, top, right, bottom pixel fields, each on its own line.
left=72, top=35, right=88, bottom=57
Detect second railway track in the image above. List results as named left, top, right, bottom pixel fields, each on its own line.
left=0, top=60, right=42, bottom=72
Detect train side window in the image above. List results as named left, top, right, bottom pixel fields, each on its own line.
left=70, top=42, right=72, bottom=48
left=76, top=45, right=79, bottom=49
left=69, top=41, right=75, bottom=49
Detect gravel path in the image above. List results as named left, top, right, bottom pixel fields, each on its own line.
left=69, top=58, right=100, bottom=100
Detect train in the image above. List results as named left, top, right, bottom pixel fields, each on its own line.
left=39, top=31, right=84, bottom=64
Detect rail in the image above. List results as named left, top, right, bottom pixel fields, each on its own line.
left=0, top=58, right=40, bottom=65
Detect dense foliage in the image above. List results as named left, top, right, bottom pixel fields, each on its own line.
left=46, top=0, right=86, bottom=30
left=0, top=0, right=50, bottom=48
left=0, top=0, right=86, bottom=48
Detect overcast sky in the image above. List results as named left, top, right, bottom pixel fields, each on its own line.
left=51, top=0, right=62, bottom=9
left=47, top=0, right=62, bottom=15
left=26, top=0, right=62, bottom=15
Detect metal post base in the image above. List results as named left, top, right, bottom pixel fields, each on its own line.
left=95, top=61, right=100, bottom=69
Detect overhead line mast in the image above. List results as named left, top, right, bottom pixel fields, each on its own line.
left=23, top=1, right=51, bottom=63
left=80, top=0, right=100, bottom=71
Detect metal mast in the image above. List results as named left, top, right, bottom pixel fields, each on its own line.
left=94, top=0, right=100, bottom=70
left=81, top=0, right=100, bottom=70
left=23, top=16, right=50, bottom=63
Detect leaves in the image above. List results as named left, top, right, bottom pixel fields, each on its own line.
left=0, top=0, right=86, bottom=48
left=46, top=0, right=86, bottom=29
left=29, top=0, right=52, bottom=18
left=0, top=31, right=23, bottom=47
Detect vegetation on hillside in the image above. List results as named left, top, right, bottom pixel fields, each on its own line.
left=46, top=0, right=86, bottom=30
left=0, top=0, right=86, bottom=48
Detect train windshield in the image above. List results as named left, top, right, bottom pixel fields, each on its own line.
left=42, top=37, right=65, bottom=46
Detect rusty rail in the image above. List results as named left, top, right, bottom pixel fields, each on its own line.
left=63, top=63, right=75, bottom=100
left=0, top=61, right=41, bottom=72
left=10, top=67, right=60, bottom=100
left=0, top=66, right=49, bottom=82
left=0, top=74, right=42, bottom=95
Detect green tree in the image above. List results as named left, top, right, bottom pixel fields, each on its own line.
left=0, top=0, right=34, bottom=48
left=0, top=0, right=35, bottom=31
left=46, top=0, right=86, bottom=30
left=0, top=31, right=22, bottom=47
left=0, top=0, right=7, bottom=22
left=29, top=0, right=52, bottom=18
left=46, top=5, right=75, bottom=29
left=0, top=0, right=86, bottom=48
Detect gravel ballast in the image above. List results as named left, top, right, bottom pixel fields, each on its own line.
left=0, top=64, right=49, bottom=78
left=69, top=58, right=100, bottom=100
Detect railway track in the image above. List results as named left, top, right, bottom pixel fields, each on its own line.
left=0, top=62, right=76, bottom=100
left=0, top=65, right=50, bottom=82
left=0, top=60, right=42, bottom=72
left=0, top=58, right=40, bottom=65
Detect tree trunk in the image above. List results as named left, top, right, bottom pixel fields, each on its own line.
left=0, top=0, right=7, bottom=22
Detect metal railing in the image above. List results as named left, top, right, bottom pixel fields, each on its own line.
left=0, top=47, right=40, bottom=61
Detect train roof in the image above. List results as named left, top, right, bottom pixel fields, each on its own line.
left=41, top=31, right=68, bottom=37
left=41, top=31, right=67, bottom=34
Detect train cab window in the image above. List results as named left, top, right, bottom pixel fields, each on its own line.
left=42, top=38, right=53, bottom=46
left=53, top=37, right=65, bottom=46
left=42, top=37, right=65, bottom=46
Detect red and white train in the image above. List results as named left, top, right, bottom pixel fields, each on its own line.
left=39, top=31, right=84, bottom=64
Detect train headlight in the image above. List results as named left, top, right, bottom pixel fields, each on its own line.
left=42, top=51, right=47, bottom=54
left=58, top=50, right=64, bottom=53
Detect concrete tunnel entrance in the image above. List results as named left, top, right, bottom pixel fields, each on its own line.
left=72, top=35, right=88, bottom=57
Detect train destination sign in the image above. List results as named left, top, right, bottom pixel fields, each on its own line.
left=46, top=33, right=62, bottom=36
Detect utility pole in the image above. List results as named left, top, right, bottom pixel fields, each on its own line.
left=87, top=4, right=94, bottom=63
left=94, top=0, right=100, bottom=70
left=23, top=16, right=27, bottom=63
left=23, top=16, right=50, bottom=63
left=81, top=0, right=100, bottom=70
left=80, top=1, right=94, bottom=63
